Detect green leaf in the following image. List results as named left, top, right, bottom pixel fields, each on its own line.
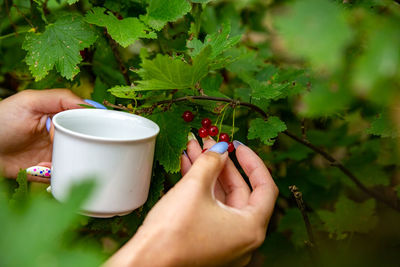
left=148, top=106, right=191, bottom=173
left=0, top=181, right=102, bottom=267
left=10, top=170, right=28, bottom=204
left=22, top=14, right=97, bottom=81
left=366, top=113, right=399, bottom=138
left=302, top=80, right=352, bottom=117
left=353, top=20, right=400, bottom=92
left=277, top=208, right=308, bottom=247
left=108, top=85, right=137, bottom=99
left=67, top=0, right=79, bottom=4
left=187, top=23, right=241, bottom=59
left=135, top=46, right=211, bottom=91
left=275, top=0, right=351, bottom=69
left=248, top=117, right=287, bottom=145
left=85, top=7, right=156, bottom=48
left=317, top=196, right=378, bottom=240
left=142, top=0, right=192, bottom=31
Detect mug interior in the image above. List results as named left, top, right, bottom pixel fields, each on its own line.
left=52, top=109, right=159, bottom=141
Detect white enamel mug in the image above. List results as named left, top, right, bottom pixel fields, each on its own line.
left=51, top=109, right=160, bottom=218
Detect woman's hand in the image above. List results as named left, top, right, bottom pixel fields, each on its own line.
left=108, top=136, right=278, bottom=267
left=0, top=89, right=87, bottom=178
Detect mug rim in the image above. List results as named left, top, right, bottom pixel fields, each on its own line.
left=52, top=109, right=160, bottom=142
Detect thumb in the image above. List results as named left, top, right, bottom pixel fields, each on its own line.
left=181, top=142, right=229, bottom=194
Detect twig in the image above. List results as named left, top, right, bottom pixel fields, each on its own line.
left=103, top=100, right=132, bottom=112
left=289, top=185, right=315, bottom=245
left=5, top=0, right=18, bottom=34
left=12, top=4, right=34, bottom=28
left=103, top=94, right=400, bottom=211
left=289, top=185, right=319, bottom=266
left=105, top=32, right=131, bottom=85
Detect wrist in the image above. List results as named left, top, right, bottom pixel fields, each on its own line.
left=106, top=225, right=178, bottom=267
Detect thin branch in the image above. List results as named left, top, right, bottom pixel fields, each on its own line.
left=289, top=185, right=319, bottom=266
left=289, top=185, right=315, bottom=245
left=5, top=0, right=18, bottom=33
left=103, top=100, right=132, bottom=112
left=12, top=4, right=34, bottom=28
left=103, top=94, right=400, bottom=211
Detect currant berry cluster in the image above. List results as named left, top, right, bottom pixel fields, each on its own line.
left=182, top=111, right=234, bottom=153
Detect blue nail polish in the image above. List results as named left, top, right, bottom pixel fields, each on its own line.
left=208, top=142, right=229, bottom=154
left=46, top=117, right=51, bottom=133
left=233, top=140, right=244, bottom=149
left=84, top=99, right=107, bottom=109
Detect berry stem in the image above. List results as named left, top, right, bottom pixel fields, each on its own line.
left=231, top=107, right=236, bottom=141
left=103, top=95, right=400, bottom=212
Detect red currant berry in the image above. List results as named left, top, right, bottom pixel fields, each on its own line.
left=228, top=142, right=235, bottom=153
left=198, top=127, right=208, bottom=138
left=182, top=111, right=194, bottom=122
left=208, top=125, right=219, bottom=136
left=219, top=133, right=229, bottom=142
left=201, top=118, right=212, bottom=129
left=117, top=14, right=123, bottom=20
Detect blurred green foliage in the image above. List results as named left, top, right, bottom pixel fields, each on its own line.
left=1, top=0, right=400, bottom=266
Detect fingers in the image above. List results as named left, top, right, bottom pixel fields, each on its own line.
left=181, top=151, right=192, bottom=176
left=235, top=143, right=278, bottom=222
left=23, top=89, right=87, bottom=115
left=184, top=135, right=226, bottom=202
left=203, top=137, right=250, bottom=208
left=181, top=142, right=229, bottom=194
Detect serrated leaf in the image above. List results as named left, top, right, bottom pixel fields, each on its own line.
left=275, top=0, right=351, bottom=69
left=108, top=85, right=137, bottom=99
left=85, top=7, right=156, bottom=48
left=366, top=113, right=399, bottom=138
left=187, top=23, right=241, bottom=59
left=135, top=46, right=211, bottom=91
left=317, top=196, right=378, bottom=240
left=148, top=106, right=191, bottom=173
left=142, top=0, right=192, bottom=31
left=250, top=79, right=289, bottom=101
left=22, top=14, right=97, bottom=81
left=248, top=117, right=287, bottom=145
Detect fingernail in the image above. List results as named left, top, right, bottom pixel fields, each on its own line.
left=233, top=140, right=245, bottom=149
left=183, top=150, right=188, bottom=157
left=26, top=166, right=51, bottom=177
left=208, top=142, right=228, bottom=154
left=188, top=132, right=197, bottom=142
left=84, top=99, right=107, bottom=109
left=202, top=135, right=213, bottom=143
left=46, top=117, right=51, bottom=133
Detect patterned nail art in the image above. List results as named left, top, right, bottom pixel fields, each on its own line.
left=26, top=166, right=51, bottom=177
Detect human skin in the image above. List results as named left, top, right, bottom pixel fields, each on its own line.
left=107, top=137, right=278, bottom=267
left=0, top=89, right=278, bottom=266
left=0, top=89, right=86, bottom=178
